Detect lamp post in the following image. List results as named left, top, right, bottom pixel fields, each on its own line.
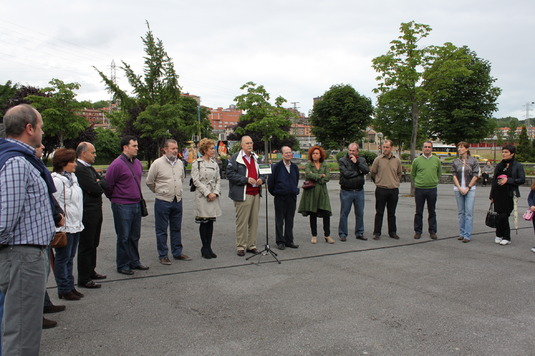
left=377, top=132, right=383, bottom=154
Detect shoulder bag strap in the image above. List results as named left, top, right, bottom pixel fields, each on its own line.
left=120, top=157, right=144, bottom=200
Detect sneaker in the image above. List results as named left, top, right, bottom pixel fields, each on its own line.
left=531, top=247, right=535, bottom=253
left=499, top=239, right=511, bottom=245
left=494, top=237, right=503, bottom=244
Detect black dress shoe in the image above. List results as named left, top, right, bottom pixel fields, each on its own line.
left=373, top=234, right=380, bottom=240
left=44, top=305, right=66, bottom=314
left=277, top=243, right=286, bottom=250
left=43, top=317, right=57, bottom=329
left=237, top=250, right=245, bottom=256
left=246, top=248, right=259, bottom=254
left=356, top=235, right=368, bottom=241
left=58, top=291, right=80, bottom=301
left=209, top=251, right=217, bottom=258
left=132, top=264, right=150, bottom=270
left=389, top=234, right=400, bottom=240
left=80, top=280, right=101, bottom=289
left=285, top=243, right=299, bottom=249
left=118, top=269, right=134, bottom=275
left=91, top=273, right=107, bottom=280
left=202, top=253, right=212, bottom=259
left=71, top=289, right=84, bottom=298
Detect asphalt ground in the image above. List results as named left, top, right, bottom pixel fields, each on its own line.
left=41, top=179, right=535, bottom=356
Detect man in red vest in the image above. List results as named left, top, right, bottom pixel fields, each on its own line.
left=226, top=136, right=267, bottom=256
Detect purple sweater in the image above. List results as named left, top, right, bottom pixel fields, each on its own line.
left=105, top=154, right=143, bottom=204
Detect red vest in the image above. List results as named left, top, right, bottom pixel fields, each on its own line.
left=244, top=155, right=260, bottom=196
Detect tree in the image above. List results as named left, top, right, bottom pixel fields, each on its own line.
left=0, top=80, right=18, bottom=117
left=94, top=22, right=210, bottom=163
left=25, top=79, right=87, bottom=148
left=232, top=81, right=296, bottom=154
left=309, top=84, right=373, bottom=150
left=372, top=22, right=470, bottom=160
left=422, top=46, right=501, bottom=144
left=373, top=88, right=413, bottom=151
left=94, top=127, right=121, bottom=164
left=517, top=125, right=531, bottom=162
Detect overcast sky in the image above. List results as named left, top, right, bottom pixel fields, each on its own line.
left=2, top=0, right=534, bottom=120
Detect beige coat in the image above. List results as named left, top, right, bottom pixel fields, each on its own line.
left=192, top=158, right=221, bottom=218
left=146, top=155, right=184, bottom=202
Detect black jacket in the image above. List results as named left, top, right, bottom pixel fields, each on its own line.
left=338, top=155, right=369, bottom=190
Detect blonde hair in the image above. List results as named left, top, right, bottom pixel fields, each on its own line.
left=198, top=138, right=215, bottom=155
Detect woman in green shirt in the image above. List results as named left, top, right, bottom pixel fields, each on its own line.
left=298, top=145, right=334, bottom=244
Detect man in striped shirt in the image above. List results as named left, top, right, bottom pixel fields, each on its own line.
left=0, top=104, right=56, bottom=356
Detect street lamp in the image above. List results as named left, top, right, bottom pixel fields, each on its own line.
left=377, top=132, right=383, bottom=154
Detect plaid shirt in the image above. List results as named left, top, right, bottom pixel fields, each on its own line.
left=0, top=139, right=55, bottom=245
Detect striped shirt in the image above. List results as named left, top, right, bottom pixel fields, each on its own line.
left=0, top=139, right=55, bottom=245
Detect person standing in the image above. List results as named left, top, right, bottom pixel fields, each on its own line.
left=370, top=140, right=402, bottom=240
left=0, top=104, right=56, bottom=355
left=105, top=136, right=150, bottom=275
left=268, top=146, right=300, bottom=250
left=51, top=148, right=85, bottom=300
left=411, top=141, right=442, bottom=239
left=226, top=136, right=266, bottom=256
left=338, top=143, right=369, bottom=241
left=146, top=139, right=190, bottom=265
left=75, top=142, right=107, bottom=288
left=191, top=138, right=221, bottom=259
left=489, top=144, right=525, bottom=245
left=452, top=142, right=480, bottom=243
left=298, top=145, right=333, bottom=244
left=481, top=161, right=494, bottom=186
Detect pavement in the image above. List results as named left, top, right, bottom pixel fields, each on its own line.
left=41, top=179, right=535, bottom=356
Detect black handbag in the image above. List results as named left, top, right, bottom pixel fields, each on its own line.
left=485, top=203, right=498, bottom=228
left=190, top=161, right=201, bottom=192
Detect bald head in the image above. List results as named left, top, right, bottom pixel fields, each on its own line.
left=77, top=141, right=97, bottom=164
left=3, top=104, right=43, bottom=147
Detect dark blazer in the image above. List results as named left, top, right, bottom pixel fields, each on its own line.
left=75, top=160, right=107, bottom=209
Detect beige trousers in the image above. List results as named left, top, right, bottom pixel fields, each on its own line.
left=234, top=194, right=260, bottom=251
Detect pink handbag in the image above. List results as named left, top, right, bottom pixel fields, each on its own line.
left=523, top=210, right=534, bottom=221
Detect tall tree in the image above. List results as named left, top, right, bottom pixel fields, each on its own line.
left=232, top=81, right=296, bottom=154
left=310, top=84, right=373, bottom=150
left=422, top=46, right=501, bottom=144
left=517, top=125, right=531, bottom=161
left=372, top=22, right=470, bottom=160
left=26, top=79, right=87, bottom=148
left=94, top=22, right=210, bottom=163
left=373, top=88, right=413, bottom=151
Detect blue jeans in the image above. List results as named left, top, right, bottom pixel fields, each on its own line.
left=112, top=202, right=142, bottom=271
left=154, top=198, right=183, bottom=259
left=455, top=189, right=475, bottom=240
left=414, top=188, right=437, bottom=234
left=53, top=233, right=80, bottom=294
left=338, top=189, right=365, bottom=238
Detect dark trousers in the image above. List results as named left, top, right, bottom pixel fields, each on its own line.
left=414, top=187, right=437, bottom=234
left=496, top=211, right=511, bottom=240
left=309, top=213, right=330, bottom=237
left=274, top=194, right=297, bottom=245
left=199, top=220, right=214, bottom=255
left=78, top=207, right=103, bottom=284
left=373, top=187, right=399, bottom=235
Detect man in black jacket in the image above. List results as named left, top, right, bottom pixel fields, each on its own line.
left=338, top=143, right=369, bottom=241
left=75, top=142, right=107, bottom=288
left=268, top=146, right=300, bottom=250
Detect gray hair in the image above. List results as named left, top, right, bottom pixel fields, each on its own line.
left=3, top=104, right=39, bottom=138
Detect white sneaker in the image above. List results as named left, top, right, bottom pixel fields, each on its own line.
left=494, top=237, right=503, bottom=244
left=499, top=239, right=511, bottom=245
left=530, top=247, right=535, bottom=253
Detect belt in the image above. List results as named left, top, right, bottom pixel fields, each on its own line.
left=0, top=244, right=46, bottom=249
left=341, top=188, right=363, bottom=191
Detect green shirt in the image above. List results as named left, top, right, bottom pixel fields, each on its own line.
left=411, top=154, right=441, bottom=189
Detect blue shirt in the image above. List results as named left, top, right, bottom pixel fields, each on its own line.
left=0, top=139, right=55, bottom=245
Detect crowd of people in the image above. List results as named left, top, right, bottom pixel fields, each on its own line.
left=0, top=104, right=533, bottom=355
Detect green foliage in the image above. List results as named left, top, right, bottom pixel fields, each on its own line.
left=358, top=150, right=377, bottom=166
left=517, top=125, right=531, bottom=162
left=94, top=128, right=121, bottom=164
left=25, top=78, right=87, bottom=148
left=310, top=84, right=373, bottom=150
left=233, top=82, right=296, bottom=148
left=422, top=46, right=501, bottom=144
left=0, top=80, right=18, bottom=117
left=401, top=153, right=411, bottom=160
left=374, top=88, right=413, bottom=150
left=93, top=22, right=209, bottom=162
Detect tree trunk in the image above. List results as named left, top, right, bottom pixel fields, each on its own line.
left=409, top=102, right=420, bottom=196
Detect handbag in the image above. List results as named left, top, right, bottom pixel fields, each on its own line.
left=523, top=209, right=534, bottom=221
left=51, top=182, right=68, bottom=248
left=140, top=198, right=149, bottom=217
left=51, top=232, right=67, bottom=248
left=302, top=180, right=316, bottom=190
left=485, top=203, right=498, bottom=228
